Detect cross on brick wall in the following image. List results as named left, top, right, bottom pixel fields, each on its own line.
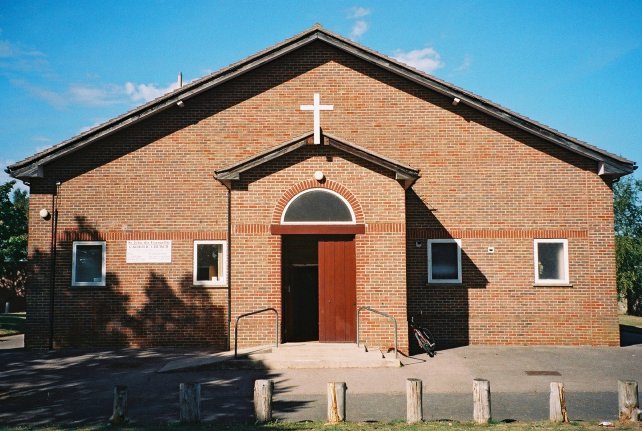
left=300, top=93, right=334, bottom=144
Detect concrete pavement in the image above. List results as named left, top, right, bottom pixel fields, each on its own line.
left=0, top=330, right=640, bottom=425
left=0, top=334, right=23, bottom=350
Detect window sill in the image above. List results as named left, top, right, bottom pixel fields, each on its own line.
left=70, top=285, right=108, bottom=290
left=533, top=283, right=573, bottom=288
left=192, top=284, right=229, bottom=289
left=427, top=282, right=463, bottom=287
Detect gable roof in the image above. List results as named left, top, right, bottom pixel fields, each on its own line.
left=215, top=131, right=420, bottom=189
left=7, top=24, right=636, bottom=180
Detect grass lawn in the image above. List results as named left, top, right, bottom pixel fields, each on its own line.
left=619, top=314, right=642, bottom=329
left=0, top=421, right=640, bottom=431
left=0, top=312, right=25, bottom=337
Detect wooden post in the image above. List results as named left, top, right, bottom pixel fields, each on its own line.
left=406, top=378, right=423, bottom=424
left=254, top=379, right=274, bottom=423
left=327, top=382, right=347, bottom=423
left=618, top=380, right=640, bottom=422
left=549, top=382, right=569, bottom=422
left=179, top=382, right=201, bottom=424
left=473, top=379, right=491, bottom=424
left=109, top=385, right=128, bottom=426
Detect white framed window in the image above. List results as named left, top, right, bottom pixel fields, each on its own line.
left=428, top=239, right=462, bottom=284
left=72, top=241, right=106, bottom=287
left=193, top=240, right=227, bottom=287
left=534, top=239, right=569, bottom=285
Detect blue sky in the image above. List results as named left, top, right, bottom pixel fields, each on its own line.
left=1, top=0, right=641, bottom=189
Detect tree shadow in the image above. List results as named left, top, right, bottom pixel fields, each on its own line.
left=406, top=189, right=488, bottom=353
left=9, top=215, right=311, bottom=425
left=0, top=342, right=310, bottom=425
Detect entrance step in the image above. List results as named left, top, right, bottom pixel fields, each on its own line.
left=158, top=342, right=401, bottom=372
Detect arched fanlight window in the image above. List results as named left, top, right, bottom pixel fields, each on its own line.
left=281, top=189, right=356, bottom=224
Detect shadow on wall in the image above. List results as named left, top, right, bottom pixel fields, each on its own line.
left=27, top=216, right=226, bottom=349
left=42, top=45, right=339, bottom=184
left=406, top=189, right=489, bottom=353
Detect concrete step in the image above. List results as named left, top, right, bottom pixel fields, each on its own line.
left=158, top=342, right=401, bottom=372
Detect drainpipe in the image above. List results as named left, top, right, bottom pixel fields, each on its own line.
left=226, top=187, right=232, bottom=351
left=48, top=181, right=61, bottom=350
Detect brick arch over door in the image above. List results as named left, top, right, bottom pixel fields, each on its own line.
left=271, top=179, right=365, bottom=225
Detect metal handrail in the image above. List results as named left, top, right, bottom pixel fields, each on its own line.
left=234, top=307, right=278, bottom=359
left=356, top=306, right=398, bottom=358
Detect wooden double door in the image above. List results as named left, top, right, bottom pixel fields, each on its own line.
left=283, top=235, right=356, bottom=343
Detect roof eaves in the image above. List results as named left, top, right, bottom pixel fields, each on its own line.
left=8, top=26, right=324, bottom=176
left=215, top=132, right=314, bottom=180
left=313, top=29, right=636, bottom=174
left=9, top=24, right=636, bottom=178
left=324, top=133, right=420, bottom=179
left=215, top=131, right=421, bottom=187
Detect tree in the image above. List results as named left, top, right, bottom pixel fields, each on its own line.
left=614, top=176, right=642, bottom=315
left=0, top=180, right=28, bottom=310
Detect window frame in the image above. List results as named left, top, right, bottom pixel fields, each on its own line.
left=533, top=239, right=569, bottom=285
left=71, top=241, right=107, bottom=287
left=193, top=240, right=228, bottom=287
left=280, top=188, right=356, bottom=225
left=427, top=239, right=462, bottom=284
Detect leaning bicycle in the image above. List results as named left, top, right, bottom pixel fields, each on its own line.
left=410, top=316, right=437, bottom=357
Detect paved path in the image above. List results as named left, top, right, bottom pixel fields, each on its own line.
left=0, top=332, right=640, bottom=425
left=0, top=334, right=23, bottom=350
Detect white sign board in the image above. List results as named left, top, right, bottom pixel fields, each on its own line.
left=126, top=240, right=172, bottom=263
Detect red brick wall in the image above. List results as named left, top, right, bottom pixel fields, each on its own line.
left=24, top=40, right=619, bottom=350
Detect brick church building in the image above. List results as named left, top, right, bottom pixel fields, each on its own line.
left=8, top=25, right=636, bottom=351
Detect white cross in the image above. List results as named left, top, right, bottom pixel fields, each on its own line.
left=300, top=93, right=334, bottom=144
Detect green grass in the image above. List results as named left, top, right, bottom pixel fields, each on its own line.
left=619, top=314, right=642, bottom=329
left=0, top=312, right=25, bottom=336
left=0, top=421, right=640, bottom=431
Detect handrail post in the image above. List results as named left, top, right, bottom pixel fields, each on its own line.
left=356, top=309, right=360, bottom=348
left=356, top=306, right=398, bottom=359
left=233, top=307, right=278, bottom=359
left=234, top=318, right=239, bottom=359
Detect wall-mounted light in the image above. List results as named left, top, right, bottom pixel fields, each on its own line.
left=39, top=208, right=50, bottom=219
left=452, top=97, right=461, bottom=106
left=415, top=240, right=423, bottom=248
left=177, top=100, right=185, bottom=108
left=313, top=171, right=325, bottom=181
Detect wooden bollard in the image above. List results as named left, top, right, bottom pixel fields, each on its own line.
left=327, top=382, right=347, bottom=423
left=473, top=379, right=491, bottom=424
left=179, top=382, right=201, bottom=424
left=618, top=380, right=640, bottom=422
left=109, top=385, right=128, bottom=426
left=406, top=378, right=423, bottom=424
left=549, top=382, right=569, bottom=422
left=254, top=379, right=274, bottom=423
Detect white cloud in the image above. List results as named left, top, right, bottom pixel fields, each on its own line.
left=455, top=55, right=472, bottom=72
left=10, top=79, right=68, bottom=109
left=348, top=6, right=371, bottom=19
left=0, top=39, right=45, bottom=59
left=0, top=39, right=49, bottom=74
left=347, top=6, right=371, bottom=39
left=31, top=135, right=51, bottom=143
left=351, top=20, right=369, bottom=39
left=124, top=81, right=179, bottom=103
left=12, top=79, right=180, bottom=110
left=68, top=84, right=122, bottom=107
left=393, top=47, right=445, bottom=74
